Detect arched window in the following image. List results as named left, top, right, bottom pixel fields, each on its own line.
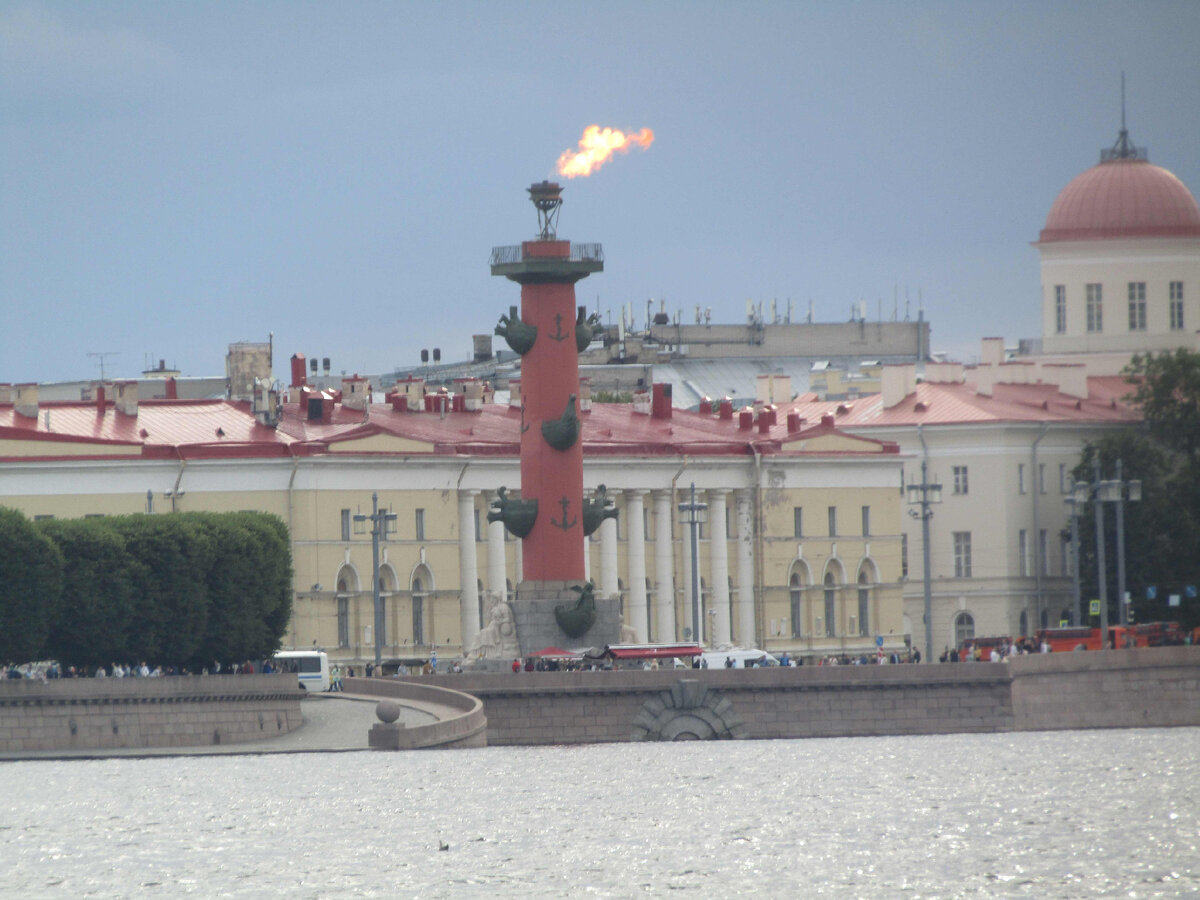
left=954, top=611, right=975, bottom=648
left=857, top=570, right=871, bottom=637
left=788, top=563, right=808, bottom=637
left=412, top=565, right=433, bottom=646
left=335, top=565, right=358, bottom=649
left=823, top=572, right=837, bottom=637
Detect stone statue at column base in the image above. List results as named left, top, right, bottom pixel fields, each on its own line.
left=466, top=592, right=521, bottom=661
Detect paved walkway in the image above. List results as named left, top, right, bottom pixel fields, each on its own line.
left=0, top=692, right=448, bottom=761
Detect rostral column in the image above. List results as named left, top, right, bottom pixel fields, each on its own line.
left=490, top=182, right=614, bottom=650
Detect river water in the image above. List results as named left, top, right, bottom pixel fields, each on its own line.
left=2, top=728, right=1197, bottom=899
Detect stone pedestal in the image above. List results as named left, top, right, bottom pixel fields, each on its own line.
left=513, top=579, right=620, bottom=655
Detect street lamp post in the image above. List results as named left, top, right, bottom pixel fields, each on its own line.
left=354, top=492, right=397, bottom=667
left=1065, top=491, right=1084, bottom=626
left=906, top=457, right=942, bottom=663
left=678, top=483, right=708, bottom=645
left=1076, top=459, right=1141, bottom=647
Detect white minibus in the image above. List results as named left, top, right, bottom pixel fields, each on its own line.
left=272, top=650, right=330, bottom=692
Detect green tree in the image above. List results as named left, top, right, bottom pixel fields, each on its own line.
left=1126, top=348, right=1200, bottom=464
left=190, top=512, right=293, bottom=667
left=109, top=515, right=214, bottom=663
left=36, top=518, right=135, bottom=669
left=0, top=508, right=64, bottom=662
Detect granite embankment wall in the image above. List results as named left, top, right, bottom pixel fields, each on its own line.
left=0, top=674, right=304, bottom=754
left=1010, top=647, right=1200, bottom=731
left=342, top=677, right=487, bottom=749
left=425, top=647, right=1200, bottom=745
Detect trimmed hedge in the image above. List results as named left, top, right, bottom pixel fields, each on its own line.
left=0, top=509, right=293, bottom=669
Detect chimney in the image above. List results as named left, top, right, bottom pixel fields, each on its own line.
left=114, top=381, right=138, bottom=416
left=341, top=376, right=369, bottom=412
left=94, top=383, right=107, bottom=414
left=718, top=398, right=734, bottom=420
left=632, top=388, right=652, bottom=415
left=881, top=364, right=916, bottom=410
left=738, top=408, right=754, bottom=430
left=786, top=412, right=803, bottom=433
left=165, top=377, right=178, bottom=400
left=651, top=383, right=673, bottom=419
left=508, top=378, right=521, bottom=409
left=924, top=361, right=964, bottom=384
left=980, top=337, right=1005, bottom=368
left=388, top=392, right=409, bottom=412
left=756, top=373, right=792, bottom=405
left=757, top=409, right=771, bottom=433
left=290, top=353, right=308, bottom=388
left=1043, top=363, right=1089, bottom=400
left=0, top=383, right=11, bottom=404
left=14, top=383, right=38, bottom=418
left=972, top=365, right=995, bottom=397
left=698, top=397, right=713, bottom=415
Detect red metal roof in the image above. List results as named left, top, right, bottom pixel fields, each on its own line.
left=782, top=376, right=1140, bottom=429
left=0, top=395, right=899, bottom=461
left=1039, top=159, right=1200, bottom=243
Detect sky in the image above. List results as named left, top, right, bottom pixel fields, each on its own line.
left=2, top=1, right=1199, bottom=385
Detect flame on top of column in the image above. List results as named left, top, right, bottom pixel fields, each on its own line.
left=556, top=126, right=654, bottom=178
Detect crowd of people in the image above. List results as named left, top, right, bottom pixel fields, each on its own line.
left=941, top=637, right=1048, bottom=662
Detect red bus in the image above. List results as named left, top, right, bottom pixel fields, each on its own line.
left=1035, top=622, right=1183, bottom=652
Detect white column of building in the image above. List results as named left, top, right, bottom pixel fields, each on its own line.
left=709, top=489, right=732, bottom=646
left=457, top=490, right=481, bottom=651
left=625, top=490, right=649, bottom=641
left=583, top=533, right=592, bottom=582
left=681, top=507, right=695, bottom=641
left=485, top=490, right=507, bottom=607
left=735, top=489, right=756, bottom=647
left=653, top=490, right=676, bottom=642
left=599, top=513, right=619, bottom=601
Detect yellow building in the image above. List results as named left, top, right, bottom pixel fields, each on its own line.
left=0, top=376, right=906, bottom=664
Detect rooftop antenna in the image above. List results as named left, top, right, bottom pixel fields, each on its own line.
left=1103, top=72, right=1146, bottom=162
left=88, top=351, right=119, bottom=380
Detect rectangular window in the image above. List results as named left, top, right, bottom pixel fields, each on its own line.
left=953, top=465, right=969, bottom=495
left=1018, top=463, right=1026, bottom=494
left=1086, top=283, right=1103, bottom=332
left=1039, top=529, right=1049, bottom=577
left=857, top=588, right=869, bottom=636
left=861, top=505, right=870, bottom=537
left=415, top=508, right=425, bottom=541
left=1170, top=281, right=1185, bottom=331
left=1055, top=285, right=1067, bottom=333
left=1059, top=463, right=1068, bottom=494
left=953, top=531, right=972, bottom=578
left=827, top=506, right=837, bottom=537
left=340, top=509, right=351, bottom=542
left=824, top=586, right=836, bottom=637
left=1019, top=529, right=1029, bottom=576
left=1061, top=534, right=1071, bottom=577
left=644, top=507, right=653, bottom=540
left=793, top=507, right=803, bottom=538
left=901, top=533, right=909, bottom=579
left=1128, top=282, right=1146, bottom=331
left=1039, top=463, right=1046, bottom=494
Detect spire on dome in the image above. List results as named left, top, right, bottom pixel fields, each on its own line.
left=1101, top=72, right=1147, bottom=163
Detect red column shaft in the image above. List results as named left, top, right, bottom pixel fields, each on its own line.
left=519, top=277, right=584, bottom=582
